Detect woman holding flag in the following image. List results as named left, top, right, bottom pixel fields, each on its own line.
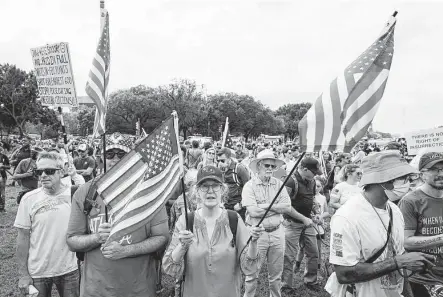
left=163, top=165, right=264, bottom=297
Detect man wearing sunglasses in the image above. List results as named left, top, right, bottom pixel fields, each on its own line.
left=14, top=152, right=79, bottom=297
left=66, top=136, right=170, bottom=297
left=242, top=149, right=291, bottom=297
left=399, top=152, right=443, bottom=297
left=73, top=143, right=95, bottom=182
left=282, top=157, right=323, bottom=292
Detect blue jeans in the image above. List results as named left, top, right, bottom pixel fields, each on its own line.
left=32, top=270, right=79, bottom=297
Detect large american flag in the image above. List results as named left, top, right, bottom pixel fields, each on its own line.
left=96, top=115, right=182, bottom=244
left=86, top=9, right=110, bottom=137
left=299, top=13, right=397, bottom=153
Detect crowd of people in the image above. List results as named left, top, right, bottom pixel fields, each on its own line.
left=0, top=134, right=442, bottom=297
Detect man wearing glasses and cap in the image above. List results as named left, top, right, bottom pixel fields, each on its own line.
left=12, top=146, right=43, bottom=204
left=399, top=152, right=443, bottom=297
left=235, top=142, right=248, bottom=163
left=66, top=133, right=170, bottom=297
left=74, top=143, right=95, bottom=182
left=241, top=149, right=291, bottom=297
left=325, top=151, right=435, bottom=297
left=15, top=151, right=80, bottom=297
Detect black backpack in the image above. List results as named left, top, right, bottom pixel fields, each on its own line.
left=187, top=210, right=238, bottom=247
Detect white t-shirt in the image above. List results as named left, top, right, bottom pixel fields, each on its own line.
left=14, top=186, right=77, bottom=278
left=325, top=193, right=405, bottom=297
left=332, top=181, right=361, bottom=206
left=313, top=193, right=328, bottom=235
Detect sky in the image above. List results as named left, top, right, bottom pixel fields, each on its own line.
left=1, top=0, right=442, bottom=135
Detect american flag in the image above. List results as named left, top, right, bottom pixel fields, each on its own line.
left=86, top=9, right=110, bottom=138
left=221, top=117, right=234, bottom=149
left=95, top=115, right=182, bottom=244
left=299, top=13, right=397, bottom=153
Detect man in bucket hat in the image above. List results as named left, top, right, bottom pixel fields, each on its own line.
left=241, top=149, right=291, bottom=297
left=325, top=151, right=435, bottom=297
left=399, top=152, right=443, bottom=297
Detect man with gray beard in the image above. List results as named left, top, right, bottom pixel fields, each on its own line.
left=399, top=152, right=443, bottom=297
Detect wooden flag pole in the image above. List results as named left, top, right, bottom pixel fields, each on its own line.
left=245, top=152, right=306, bottom=246
left=102, top=132, right=108, bottom=222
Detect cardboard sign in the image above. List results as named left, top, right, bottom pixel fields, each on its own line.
left=30, top=42, right=78, bottom=107
left=405, top=127, right=443, bottom=155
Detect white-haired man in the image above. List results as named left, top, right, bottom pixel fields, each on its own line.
left=15, top=151, right=79, bottom=297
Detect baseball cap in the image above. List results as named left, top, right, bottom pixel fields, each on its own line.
left=217, top=147, right=232, bottom=158
left=418, top=152, right=443, bottom=171
left=196, top=165, right=223, bottom=185
left=300, top=157, right=323, bottom=175
left=78, top=144, right=87, bottom=151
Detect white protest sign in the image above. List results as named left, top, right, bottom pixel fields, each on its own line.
left=405, top=127, right=443, bottom=155
left=30, top=42, right=78, bottom=107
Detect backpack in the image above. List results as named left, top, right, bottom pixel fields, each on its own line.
left=232, top=163, right=248, bottom=188
left=187, top=210, right=238, bottom=247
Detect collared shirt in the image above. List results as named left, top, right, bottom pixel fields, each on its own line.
left=242, top=176, right=291, bottom=229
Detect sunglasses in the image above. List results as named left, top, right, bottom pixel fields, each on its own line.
left=34, top=168, right=61, bottom=176
left=355, top=172, right=363, bottom=176
left=106, top=151, right=126, bottom=160
left=217, top=159, right=227, bottom=163
left=78, top=150, right=86, bottom=153
left=261, top=163, right=277, bottom=170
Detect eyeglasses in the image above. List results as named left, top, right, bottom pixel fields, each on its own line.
left=34, top=168, right=61, bottom=176
left=261, top=163, right=277, bottom=170
left=424, top=168, right=443, bottom=174
left=105, top=151, right=126, bottom=160
left=199, top=184, right=222, bottom=193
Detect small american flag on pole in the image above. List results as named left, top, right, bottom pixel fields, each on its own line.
left=95, top=113, right=183, bottom=244
left=221, top=117, right=234, bottom=149
left=299, top=12, right=397, bottom=153
left=86, top=9, right=110, bottom=137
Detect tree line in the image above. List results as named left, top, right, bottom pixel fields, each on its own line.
left=0, top=64, right=311, bottom=141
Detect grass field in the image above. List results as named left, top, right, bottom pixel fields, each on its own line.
left=0, top=184, right=331, bottom=297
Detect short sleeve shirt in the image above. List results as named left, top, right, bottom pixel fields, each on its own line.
left=241, top=177, right=290, bottom=229
left=15, top=158, right=39, bottom=190
left=67, top=182, right=169, bottom=297
left=73, top=156, right=95, bottom=182
left=326, top=193, right=405, bottom=297
left=14, top=187, right=78, bottom=278
left=398, top=189, right=443, bottom=285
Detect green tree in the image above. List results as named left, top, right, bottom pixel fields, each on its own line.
left=156, top=79, right=207, bottom=138
left=275, top=103, right=312, bottom=139
left=77, top=106, right=95, bottom=136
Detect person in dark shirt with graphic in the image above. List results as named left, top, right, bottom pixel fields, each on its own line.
left=399, top=152, right=443, bottom=297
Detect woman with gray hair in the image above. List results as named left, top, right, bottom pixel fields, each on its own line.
left=163, top=165, right=264, bottom=297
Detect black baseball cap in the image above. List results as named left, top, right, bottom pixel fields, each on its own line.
left=301, top=157, right=323, bottom=175
left=419, top=152, right=443, bottom=171
left=197, top=165, right=223, bottom=185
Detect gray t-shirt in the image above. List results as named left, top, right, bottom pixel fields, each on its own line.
left=67, top=182, right=169, bottom=297
left=399, top=189, right=443, bottom=285
left=15, top=158, right=38, bottom=191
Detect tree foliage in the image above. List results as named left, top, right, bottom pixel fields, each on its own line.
left=0, top=64, right=60, bottom=137
left=275, top=103, right=312, bottom=139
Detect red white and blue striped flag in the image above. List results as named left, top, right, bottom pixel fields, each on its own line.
left=299, top=13, right=397, bottom=153
left=95, top=113, right=183, bottom=244
left=86, top=8, right=110, bottom=137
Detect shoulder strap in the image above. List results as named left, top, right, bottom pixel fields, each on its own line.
left=366, top=206, right=393, bottom=263
left=227, top=210, right=239, bottom=247
left=233, top=163, right=241, bottom=187
left=83, top=177, right=99, bottom=215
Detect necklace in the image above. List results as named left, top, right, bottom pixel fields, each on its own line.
left=362, top=192, right=396, bottom=257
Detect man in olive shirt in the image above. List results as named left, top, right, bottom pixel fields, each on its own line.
left=399, top=152, right=443, bottom=297
left=74, top=144, right=95, bottom=182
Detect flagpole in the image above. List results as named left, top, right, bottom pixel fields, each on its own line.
left=222, top=117, right=228, bottom=148
left=57, top=107, right=74, bottom=160
left=102, top=132, right=108, bottom=222
left=245, top=152, right=306, bottom=246
left=172, top=111, right=189, bottom=230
